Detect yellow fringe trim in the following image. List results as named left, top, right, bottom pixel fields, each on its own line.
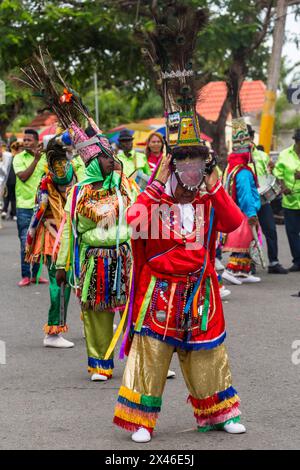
left=88, top=367, right=113, bottom=376
left=114, top=406, right=157, bottom=428
left=228, top=257, right=251, bottom=264
left=193, top=395, right=240, bottom=416
left=119, top=386, right=142, bottom=405
left=43, top=324, right=68, bottom=335
left=80, top=311, right=83, bottom=321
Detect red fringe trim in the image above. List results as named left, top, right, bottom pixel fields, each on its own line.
left=113, top=416, right=153, bottom=434
left=227, top=263, right=251, bottom=273
left=194, top=401, right=240, bottom=420
left=188, top=393, right=221, bottom=409
left=43, top=324, right=68, bottom=335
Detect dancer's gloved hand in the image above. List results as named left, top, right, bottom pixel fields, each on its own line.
left=204, top=167, right=219, bottom=191
left=155, top=153, right=172, bottom=185
left=205, top=150, right=217, bottom=175
left=56, top=269, right=66, bottom=286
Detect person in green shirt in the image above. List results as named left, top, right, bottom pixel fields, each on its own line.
left=273, top=129, right=300, bottom=271
left=117, top=129, right=151, bottom=184
left=247, top=125, right=288, bottom=274
left=13, top=129, right=48, bottom=287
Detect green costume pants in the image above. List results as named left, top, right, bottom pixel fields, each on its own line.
left=45, top=256, right=71, bottom=334
left=82, top=309, right=118, bottom=378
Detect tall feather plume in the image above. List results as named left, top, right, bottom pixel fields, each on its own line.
left=135, top=1, right=208, bottom=114
left=14, top=48, right=91, bottom=129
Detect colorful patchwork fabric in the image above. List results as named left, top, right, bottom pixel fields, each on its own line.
left=113, top=386, right=162, bottom=434
left=227, top=252, right=252, bottom=274
left=188, top=385, right=241, bottom=431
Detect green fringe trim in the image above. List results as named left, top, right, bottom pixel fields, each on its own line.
left=197, top=416, right=240, bottom=433
left=140, top=394, right=162, bottom=408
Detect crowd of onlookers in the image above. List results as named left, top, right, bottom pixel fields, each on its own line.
left=1, top=125, right=300, bottom=288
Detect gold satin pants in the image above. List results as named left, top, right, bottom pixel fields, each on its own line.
left=114, top=334, right=241, bottom=432
left=123, top=334, right=232, bottom=398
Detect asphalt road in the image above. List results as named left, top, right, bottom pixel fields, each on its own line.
left=0, top=220, right=300, bottom=450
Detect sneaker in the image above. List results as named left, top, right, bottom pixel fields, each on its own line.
left=167, top=369, right=176, bottom=379
left=220, top=286, right=231, bottom=299
left=289, top=264, right=300, bottom=272
left=223, top=421, right=246, bottom=434
left=240, top=274, right=261, bottom=283
left=1, top=211, right=7, bottom=220
left=91, top=373, right=108, bottom=382
left=43, top=334, right=74, bottom=348
left=31, top=276, right=49, bottom=284
left=132, top=427, right=151, bottom=443
left=222, top=270, right=242, bottom=285
left=13, top=216, right=17, bottom=222
left=18, top=277, right=31, bottom=287
left=268, top=263, right=288, bottom=274
left=215, top=258, right=225, bottom=271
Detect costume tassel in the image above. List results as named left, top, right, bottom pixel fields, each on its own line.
left=104, top=268, right=134, bottom=361
left=200, top=277, right=211, bottom=331
left=81, top=256, right=95, bottom=303
left=184, top=207, right=214, bottom=314
left=135, top=276, right=156, bottom=332
left=119, top=269, right=135, bottom=360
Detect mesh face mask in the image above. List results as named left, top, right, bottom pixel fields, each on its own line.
left=173, top=156, right=207, bottom=190
left=49, top=157, right=74, bottom=185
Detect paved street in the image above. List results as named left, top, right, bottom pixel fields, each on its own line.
left=0, top=220, right=300, bottom=450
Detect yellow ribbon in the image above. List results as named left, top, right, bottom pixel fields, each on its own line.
left=104, top=268, right=133, bottom=360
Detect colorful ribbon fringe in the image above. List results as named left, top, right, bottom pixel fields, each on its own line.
left=188, top=385, right=241, bottom=429
left=87, top=357, right=114, bottom=378
left=113, top=386, right=162, bottom=434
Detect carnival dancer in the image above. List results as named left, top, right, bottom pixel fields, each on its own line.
left=112, top=3, right=245, bottom=442
left=248, top=125, right=288, bottom=274
left=222, top=119, right=262, bottom=285
left=55, top=124, right=137, bottom=380
left=113, top=144, right=246, bottom=442
left=17, top=49, right=137, bottom=377
left=25, top=134, right=84, bottom=348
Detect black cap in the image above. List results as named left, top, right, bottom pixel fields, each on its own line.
left=247, top=124, right=255, bottom=137
left=293, top=129, right=300, bottom=141
left=24, top=128, right=39, bottom=140
left=118, top=129, right=133, bottom=142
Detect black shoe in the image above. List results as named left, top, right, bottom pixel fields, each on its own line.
left=289, top=264, right=300, bottom=272
left=268, top=264, right=289, bottom=274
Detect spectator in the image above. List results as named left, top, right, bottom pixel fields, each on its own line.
left=117, top=129, right=151, bottom=178
left=13, top=129, right=48, bottom=286
left=273, top=129, right=300, bottom=272
left=145, top=131, right=164, bottom=172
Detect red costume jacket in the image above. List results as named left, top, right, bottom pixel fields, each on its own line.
left=126, top=179, right=243, bottom=350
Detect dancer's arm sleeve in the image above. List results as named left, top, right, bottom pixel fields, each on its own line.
left=126, top=181, right=164, bottom=232
left=235, top=170, right=259, bottom=217
left=208, top=180, right=244, bottom=233
left=56, top=212, right=71, bottom=270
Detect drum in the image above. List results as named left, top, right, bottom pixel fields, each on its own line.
left=258, top=175, right=281, bottom=205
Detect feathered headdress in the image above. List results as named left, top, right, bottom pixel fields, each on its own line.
left=15, top=48, right=114, bottom=165
left=135, top=1, right=215, bottom=191
left=135, top=1, right=208, bottom=148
